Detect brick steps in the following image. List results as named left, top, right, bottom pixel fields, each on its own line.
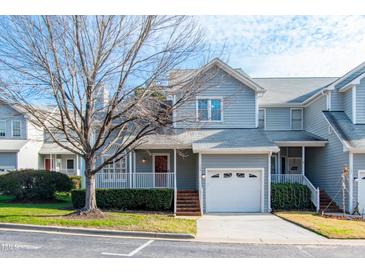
left=176, top=190, right=201, bottom=216
left=319, top=190, right=343, bottom=213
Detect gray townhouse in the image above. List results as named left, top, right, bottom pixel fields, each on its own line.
left=1, top=58, right=364, bottom=216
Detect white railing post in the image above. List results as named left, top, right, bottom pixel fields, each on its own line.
left=173, top=149, right=177, bottom=215
left=316, top=187, right=320, bottom=213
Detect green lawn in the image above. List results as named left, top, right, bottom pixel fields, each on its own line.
left=276, top=211, right=365, bottom=239
left=0, top=195, right=196, bottom=235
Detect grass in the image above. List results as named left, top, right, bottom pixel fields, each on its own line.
left=276, top=211, right=365, bottom=239
left=0, top=195, right=196, bottom=235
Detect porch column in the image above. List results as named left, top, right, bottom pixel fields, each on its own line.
left=76, top=154, right=80, bottom=175
left=128, top=152, right=132, bottom=188
left=302, top=146, right=305, bottom=176
left=173, top=149, right=177, bottom=215
left=268, top=152, right=272, bottom=212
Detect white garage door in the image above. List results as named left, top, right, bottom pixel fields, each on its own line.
left=206, top=169, right=262, bottom=213
left=358, top=171, right=365, bottom=214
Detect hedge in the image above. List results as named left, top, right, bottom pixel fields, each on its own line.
left=71, top=188, right=174, bottom=211
left=0, top=169, right=73, bottom=201
left=271, top=183, right=314, bottom=211
left=69, top=176, right=82, bottom=190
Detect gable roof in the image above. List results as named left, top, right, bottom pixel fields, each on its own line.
left=323, top=111, right=365, bottom=152
left=169, top=58, right=266, bottom=94
left=255, top=77, right=337, bottom=105
left=325, top=61, right=365, bottom=91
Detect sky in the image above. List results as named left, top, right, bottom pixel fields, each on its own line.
left=196, top=16, right=365, bottom=77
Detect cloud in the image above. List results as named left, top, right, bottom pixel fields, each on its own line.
left=196, top=16, right=365, bottom=76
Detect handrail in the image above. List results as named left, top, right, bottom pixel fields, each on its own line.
left=95, top=172, right=175, bottom=189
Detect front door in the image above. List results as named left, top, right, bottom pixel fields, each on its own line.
left=154, top=155, right=169, bottom=187
left=45, top=158, right=53, bottom=171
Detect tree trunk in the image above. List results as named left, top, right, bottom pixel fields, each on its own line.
left=80, top=157, right=104, bottom=217
left=83, top=172, right=97, bottom=211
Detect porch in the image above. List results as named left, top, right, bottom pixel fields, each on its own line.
left=39, top=153, right=81, bottom=176
left=270, top=147, right=320, bottom=212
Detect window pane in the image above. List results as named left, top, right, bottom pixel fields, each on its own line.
left=0, top=121, right=5, bottom=137
left=223, top=173, right=232, bottom=178
left=198, top=99, right=208, bottom=120
left=67, top=159, right=74, bottom=169
left=292, top=120, right=302, bottom=130
left=211, top=99, right=222, bottom=121
left=12, top=121, right=21, bottom=137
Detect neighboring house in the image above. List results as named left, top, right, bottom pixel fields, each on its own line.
left=0, top=100, right=82, bottom=176
left=1, top=58, right=365, bottom=216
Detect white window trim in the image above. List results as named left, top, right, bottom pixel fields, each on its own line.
left=0, top=120, right=6, bottom=137
left=66, top=158, right=75, bottom=170
left=352, top=86, right=357, bottom=124
left=290, top=108, right=303, bottom=130
left=11, top=120, right=21, bottom=137
left=152, top=153, right=170, bottom=173
left=258, top=108, right=266, bottom=129
left=196, top=96, right=224, bottom=122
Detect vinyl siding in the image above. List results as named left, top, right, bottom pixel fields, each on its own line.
left=330, top=90, right=344, bottom=111
left=356, top=79, right=365, bottom=124
left=39, top=154, right=78, bottom=171
left=0, top=152, right=17, bottom=168
left=343, top=89, right=353, bottom=122
left=304, top=95, right=350, bottom=210
left=200, top=154, right=269, bottom=213
left=0, top=102, right=27, bottom=140
left=174, top=69, right=257, bottom=129
left=135, top=149, right=174, bottom=173
left=265, top=108, right=291, bottom=130
left=353, top=153, right=365, bottom=209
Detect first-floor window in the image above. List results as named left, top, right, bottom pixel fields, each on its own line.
left=66, top=159, right=75, bottom=170
left=0, top=120, right=5, bottom=136
left=102, top=156, right=127, bottom=174
left=197, top=98, right=222, bottom=121
left=12, top=120, right=21, bottom=137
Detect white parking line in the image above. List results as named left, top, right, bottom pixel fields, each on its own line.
left=101, top=239, right=154, bottom=257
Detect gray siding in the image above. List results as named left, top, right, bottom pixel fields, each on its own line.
left=0, top=152, right=17, bottom=167
left=201, top=154, right=269, bottom=213
left=176, top=150, right=198, bottom=190
left=174, top=69, right=257, bottom=129
left=0, top=102, right=27, bottom=140
left=264, top=108, right=291, bottom=130
left=343, top=89, right=353, bottom=122
left=135, top=149, right=174, bottom=173
left=304, top=95, right=350, bottom=210
left=356, top=79, right=365, bottom=124
left=330, top=90, right=344, bottom=111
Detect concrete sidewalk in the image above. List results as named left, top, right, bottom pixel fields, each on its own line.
left=196, top=213, right=326, bottom=244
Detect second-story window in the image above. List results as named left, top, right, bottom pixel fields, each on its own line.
left=197, top=98, right=222, bottom=121
left=0, top=121, right=5, bottom=137
left=291, top=109, right=303, bottom=130
left=258, top=109, right=265, bottom=129
left=12, top=120, right=21, bottom=137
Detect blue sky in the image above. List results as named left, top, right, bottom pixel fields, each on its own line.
left=196, top=16, right=365, bottom=77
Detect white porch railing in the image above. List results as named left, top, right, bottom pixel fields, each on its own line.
left=95, top=172, right=174, bottom=189
left=0, top=166, right=15, bottom=175
left=271, top=174, right=320, bottom=212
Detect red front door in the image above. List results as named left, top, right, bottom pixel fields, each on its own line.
left=45, top=158, right=53, bottom=171
left=154, top=155, right=168, bottom=187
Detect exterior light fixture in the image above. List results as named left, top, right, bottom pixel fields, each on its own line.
left=201, top=174, right=206, bottom=179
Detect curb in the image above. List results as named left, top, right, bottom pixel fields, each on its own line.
left=0, top=223, right=195, bottom=240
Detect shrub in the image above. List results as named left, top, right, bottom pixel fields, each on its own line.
left=69, top=176, right=82, bottom=190
left=271, top=183, right=314, bottom=211
left=0, top=170, right=73, bottom=201
left=71, top=188, right=174, bottom=211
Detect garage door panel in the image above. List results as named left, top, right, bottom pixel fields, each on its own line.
left=206, top=169, right=262, bottom=213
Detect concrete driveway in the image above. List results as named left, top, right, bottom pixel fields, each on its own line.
left=196, top=214, right=325, bottom=244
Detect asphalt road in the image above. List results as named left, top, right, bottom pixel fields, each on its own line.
left=1, top=229, right=365, bottom=258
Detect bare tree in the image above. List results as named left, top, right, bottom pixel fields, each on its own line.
left=0, top=15, right=211, bottom=215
